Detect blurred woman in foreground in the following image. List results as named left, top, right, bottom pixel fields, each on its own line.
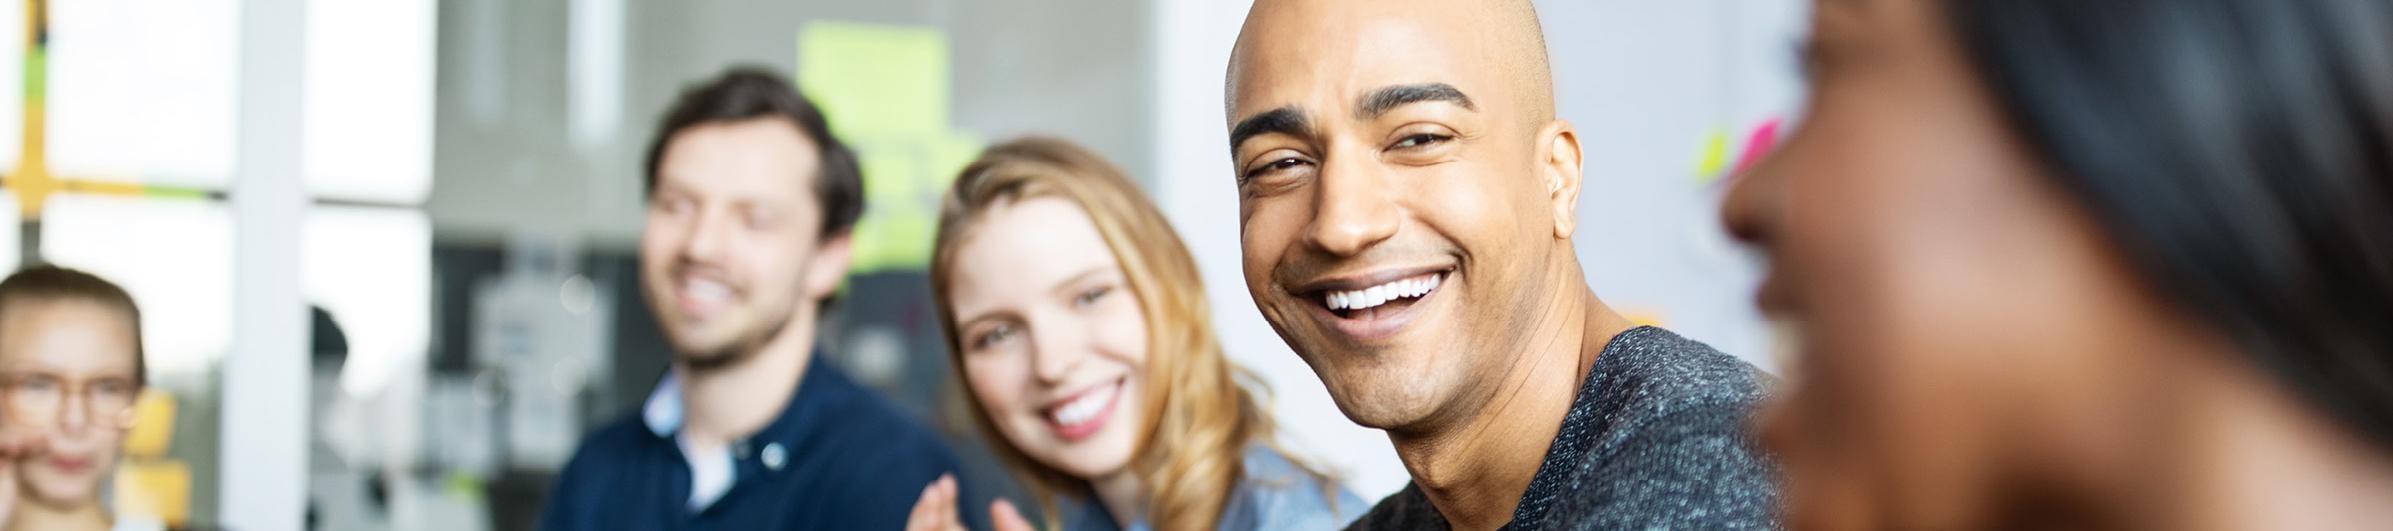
left=907, top=137, right=1362, bottom=531
left=1725, top=0, right=2393, bottom=528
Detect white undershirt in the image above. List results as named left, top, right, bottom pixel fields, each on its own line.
left=679, top=435, right=735, bottom=510
left=647, top=371, right=739, bottom=511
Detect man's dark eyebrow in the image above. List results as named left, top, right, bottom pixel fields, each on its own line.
left=1229, top=106, right=1313, bottom=152
left=1357, top=83, right=1476, bottom=120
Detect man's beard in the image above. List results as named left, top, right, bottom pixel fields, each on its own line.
left=675, top=300, right=803, bottom=373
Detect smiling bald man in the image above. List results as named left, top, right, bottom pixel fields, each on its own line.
left=1224, top=1, right=1778, bottom=529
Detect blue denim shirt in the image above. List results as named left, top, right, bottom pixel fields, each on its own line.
left=1067, top=446, right=1367, bottom=531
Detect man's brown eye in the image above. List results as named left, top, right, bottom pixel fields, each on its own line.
left=1393, top=133, right=1451, bottom=149
left=1243, top=158, right=1309, bottom=183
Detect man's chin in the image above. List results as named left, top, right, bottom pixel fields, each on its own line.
left=1329, top=396, right=1444, bottom=433
left=671, top=344, right=733, bottom=360
left=1317, top=367, right=1449, bottom=432
left=664, top=326, right=748, bottom=363
left=674, top=342, right=762, bottom=371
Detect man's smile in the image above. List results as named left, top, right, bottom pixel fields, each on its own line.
left=1285, top=264, right=1457, bottom=343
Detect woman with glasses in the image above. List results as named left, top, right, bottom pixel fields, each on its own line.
left=0, top=265, right=158, bottom=531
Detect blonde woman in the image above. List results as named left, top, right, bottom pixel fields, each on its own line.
left=905, top=138, right=1362, bottom=531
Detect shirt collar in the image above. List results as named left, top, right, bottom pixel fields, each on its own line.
left=642, top=369, right=687, bottom=437
left=641, top=352, right=854, bottom=458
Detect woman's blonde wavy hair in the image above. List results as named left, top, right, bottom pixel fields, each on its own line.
left=931, top=137, right=1304, bottom=530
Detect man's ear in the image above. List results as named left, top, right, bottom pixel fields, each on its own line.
left=804, top=231, right=856, bottom=302
left=1541, top=120, right=1586, bottom=239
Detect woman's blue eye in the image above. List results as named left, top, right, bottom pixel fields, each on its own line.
left=972, top=325, right=1014, bottom=350
left=1077, top=286, right=1113, bottom=306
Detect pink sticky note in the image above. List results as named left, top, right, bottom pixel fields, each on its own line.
left=1734, top=118, right=1783, bottom=173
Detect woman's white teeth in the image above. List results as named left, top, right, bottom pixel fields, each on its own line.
left=1050, top=381, right=1117, bottom=426
left=1325, top=274, right=1441, bottom=311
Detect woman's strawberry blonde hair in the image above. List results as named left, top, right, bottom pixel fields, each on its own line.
left=930, top=137, right=1319, bottom=530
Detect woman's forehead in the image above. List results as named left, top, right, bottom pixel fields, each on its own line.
left=0, top=299, right=139, bottom=373
left=949, top=198, right=1123, bottom=305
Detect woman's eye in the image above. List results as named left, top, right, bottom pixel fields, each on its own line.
left=1075, top=286, right=1113, bottom=307
left=971, top=325, right=1015, bottom=351
left=1392, top=133, right=1452, bottom=150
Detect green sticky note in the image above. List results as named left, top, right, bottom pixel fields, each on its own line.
left=798, top=22, right=949, bottom=139
left=849, top=145, right=927, bottom=273
left=443, top=471, right=484, bottom=500
left=799, top=22, right=982, bottom=273
left=844, top=130, right=982, bottom=273
left=930, top=130, right=985, bottom=186
left=1694, top=128, right=1731, bottom=184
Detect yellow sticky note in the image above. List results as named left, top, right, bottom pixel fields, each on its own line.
left=1694, top=128, right=1730, bottom=184
left=122, top=389, right=176, bottom=459
left=798, top=22, right=950, bottom=138
left=115, top=460, right=191, bottom=526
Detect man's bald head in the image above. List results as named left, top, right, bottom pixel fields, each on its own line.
left=1226, top=0, right=1554, bottom=128
left=1221, top=0, right=1593, bottom=436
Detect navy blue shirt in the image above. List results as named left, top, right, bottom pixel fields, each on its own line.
left=540, top=357, right=963, bottom=530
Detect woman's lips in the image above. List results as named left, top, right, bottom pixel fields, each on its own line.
left=1043, top=378, right=1123, bottom=443
left=45, top=454, right=92, bottom=474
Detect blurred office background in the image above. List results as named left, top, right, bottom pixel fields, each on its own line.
left=22, top=0, right=1802, bottom=529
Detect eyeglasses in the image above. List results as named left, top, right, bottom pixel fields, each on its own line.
left=0, top=372, right=138, bottom=429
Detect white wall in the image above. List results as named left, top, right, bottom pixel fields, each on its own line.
left=1550, top=0, right=1806, bottom=373
left=1149, top=0, right=1808, bottom=501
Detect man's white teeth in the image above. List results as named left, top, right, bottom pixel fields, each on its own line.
left=684, top=278, right=732, bottom=303
left=1050, top=381, right=1117, bottom=426
left=1325, top=274, right=1442, bottom=311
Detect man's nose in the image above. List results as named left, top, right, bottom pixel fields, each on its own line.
left=680, top=207, right=732, bottom=264
left=1304, top=157, right=1401, bottom=256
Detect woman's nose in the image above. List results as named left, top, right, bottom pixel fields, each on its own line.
left=1029, top=321, right=1091, bottom=384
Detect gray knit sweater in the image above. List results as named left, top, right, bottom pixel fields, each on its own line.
left=1344, top=326, right=1780, bottom=530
